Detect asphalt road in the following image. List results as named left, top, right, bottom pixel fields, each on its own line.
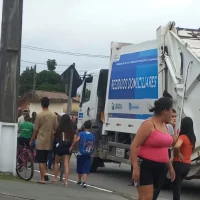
left=0, top=178, right=126, bottom=200
left=0, top=194, right=23, bottom=200
left=39, top=155, right=200, bottom=200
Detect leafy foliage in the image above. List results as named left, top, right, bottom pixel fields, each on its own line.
left=36, top=70, right=64, bottom=92
left=47, top=59, right=57, bottom=71
left=19, top=67, right=35, bottom=96
left=19, top=59, right=65, bottom=96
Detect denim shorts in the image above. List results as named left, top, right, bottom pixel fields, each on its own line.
left=76, top=155, right=91, bottom=174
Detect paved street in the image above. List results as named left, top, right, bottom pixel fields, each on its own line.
left=39, top=155, right=200, bottom=200
left=1, top=155, right=200, bottom=200
left=0, top=194, right=23, bottom=200
left=0, top=179, right=126, bottom=200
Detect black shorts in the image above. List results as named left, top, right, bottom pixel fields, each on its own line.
left=36, top=150, right=49, bottom=163
left=18, top=137, right=30, bottom=147
left=55, top=144, right=71, bottom=157
left=138, top=157, right=168, bottom=187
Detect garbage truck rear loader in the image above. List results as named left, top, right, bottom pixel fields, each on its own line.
left=77, top=21, right=200, bottom=180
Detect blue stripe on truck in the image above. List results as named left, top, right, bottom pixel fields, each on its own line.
left=108, top=113, right=152, bottom=120
left=108, top=48, right=158, bottom=100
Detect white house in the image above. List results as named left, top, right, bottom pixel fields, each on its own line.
left=18, top=90, right=80, bottom=115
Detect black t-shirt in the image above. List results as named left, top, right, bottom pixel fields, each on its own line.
left=72, top=123, right=77, bottom=131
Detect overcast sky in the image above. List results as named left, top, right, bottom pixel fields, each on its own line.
left=0, top=0, right=199, bottom=75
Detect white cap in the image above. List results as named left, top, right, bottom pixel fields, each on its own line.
left=60, top=112, right=66, bottom=116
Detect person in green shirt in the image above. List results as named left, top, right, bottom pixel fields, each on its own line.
left=18, top=114, right=34, bottom=147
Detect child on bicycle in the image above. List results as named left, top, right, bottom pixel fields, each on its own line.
left=18, top=114, right=34, bottom=148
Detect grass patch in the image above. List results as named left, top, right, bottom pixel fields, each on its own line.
left=0, top=173, right=22, bottom=182
left=0, top=173, right=35, bottom=184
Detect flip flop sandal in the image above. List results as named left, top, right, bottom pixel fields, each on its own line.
left=37, top=181, right=45, bottom=184
left=64, top=183, right=68, bottom=187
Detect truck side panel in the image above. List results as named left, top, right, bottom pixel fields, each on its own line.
left=103, top=41, right=159, bottom=134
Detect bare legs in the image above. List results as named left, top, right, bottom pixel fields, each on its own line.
left=64, top=155, right=71, bottom=185
left=52, top=155, right=61, bottom=182
left=53, top=154, right=71, bottom=185
left=137, top=185, right=154, bottom=200
left=39, top=163, right=46, bottom=183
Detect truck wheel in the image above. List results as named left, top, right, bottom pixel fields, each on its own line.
left=90, top=157, right=99, bottom=173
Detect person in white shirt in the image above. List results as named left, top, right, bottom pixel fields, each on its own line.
left=167, top=109, right=177, bottom=136
left=18, top=109, right=25, bottom=126
left=167, top=109, right=177, bottom=159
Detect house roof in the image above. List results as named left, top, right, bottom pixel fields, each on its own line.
left=19, top=90, right=80, bottom=103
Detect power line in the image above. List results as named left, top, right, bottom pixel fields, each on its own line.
left=20, top=66, right=90, bottom=73
left=0, top=40, right=110, bottom=58
left=21, top=44, right=110, bottom=59
left=21, top=60, right=71, bottom=66
left=20, top=60, right=102, bottom=70
left=20, top=60, right=99, bottom=75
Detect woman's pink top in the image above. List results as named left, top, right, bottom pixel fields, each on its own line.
left=138, top=126, right=173, bottom=163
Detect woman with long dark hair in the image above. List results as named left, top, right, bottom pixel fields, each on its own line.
left=52, top=114, right=76, bottom=185
left=172, top=117, right=196, bottom=200
left=131, top=97, right=176, bottom=200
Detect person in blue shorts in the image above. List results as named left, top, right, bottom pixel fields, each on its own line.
left=70, top=120, right=95, bottom=188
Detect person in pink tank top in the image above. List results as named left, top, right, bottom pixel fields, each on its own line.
left=130, top=97, right=177, bottom=200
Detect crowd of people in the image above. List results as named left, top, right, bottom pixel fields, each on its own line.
left=131, top=97, right=196, bottom=200
left=18, top=95, right=196, bottom=199
left=17, top=97, right=95, bottom=188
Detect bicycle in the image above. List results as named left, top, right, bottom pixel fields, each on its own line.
left=16, top=144, right=34, bottom=181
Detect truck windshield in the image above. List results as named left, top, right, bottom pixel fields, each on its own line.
left=82, top=76, right=93, bottom=104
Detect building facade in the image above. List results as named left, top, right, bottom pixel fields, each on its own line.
left=19, top=90, right=80, bottom=116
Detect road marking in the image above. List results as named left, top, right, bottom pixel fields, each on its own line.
left=34, top=170, right=113, bottom=193
left=0, top=192, right=34, bottom=200
left=34, top=170, right=170, bottom=200
left=158, top=199, right=169, bottom=200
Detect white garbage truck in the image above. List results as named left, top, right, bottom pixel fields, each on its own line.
left=77, top=21, right=200, bottom=179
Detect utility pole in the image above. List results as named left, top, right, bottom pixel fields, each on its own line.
left=32, top=65, right=36, bottom=101
left=66, top=67, right=74, bottom=115
left=0, top=0, right=23, bottom=174
left=60, top=64, right=74, bottom=182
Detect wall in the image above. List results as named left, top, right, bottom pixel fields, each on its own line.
left=29, top=102, right=64, bottom=115
left=19, top=98, right=30, bottom=111
left=63, top=102, right=79, bottom=113
left=19, top=100, right=80, bottom=115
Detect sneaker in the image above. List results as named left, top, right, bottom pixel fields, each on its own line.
left=82, top=182, right=87, bottom=188
left=77, top=181, right=82, bottom=185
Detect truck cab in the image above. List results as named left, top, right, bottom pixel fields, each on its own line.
left=78, top=69, right=108, bottom=131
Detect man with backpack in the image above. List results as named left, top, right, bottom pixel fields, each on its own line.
left=69, top=120, right=95, bottom=188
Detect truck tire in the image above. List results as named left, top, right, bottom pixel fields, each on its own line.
left=90, top=157, right=99, bottom=173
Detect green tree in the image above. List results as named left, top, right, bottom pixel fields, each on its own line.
left=19, top=67, right=34, bottom=96
left=47, top=59, right=57, bottom=71
left=36, top=70, right=64, bottom=92
left=19, top=59, right=65, bottom=95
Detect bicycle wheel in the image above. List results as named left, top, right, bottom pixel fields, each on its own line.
left=16, top=151, right=34, bottom=181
